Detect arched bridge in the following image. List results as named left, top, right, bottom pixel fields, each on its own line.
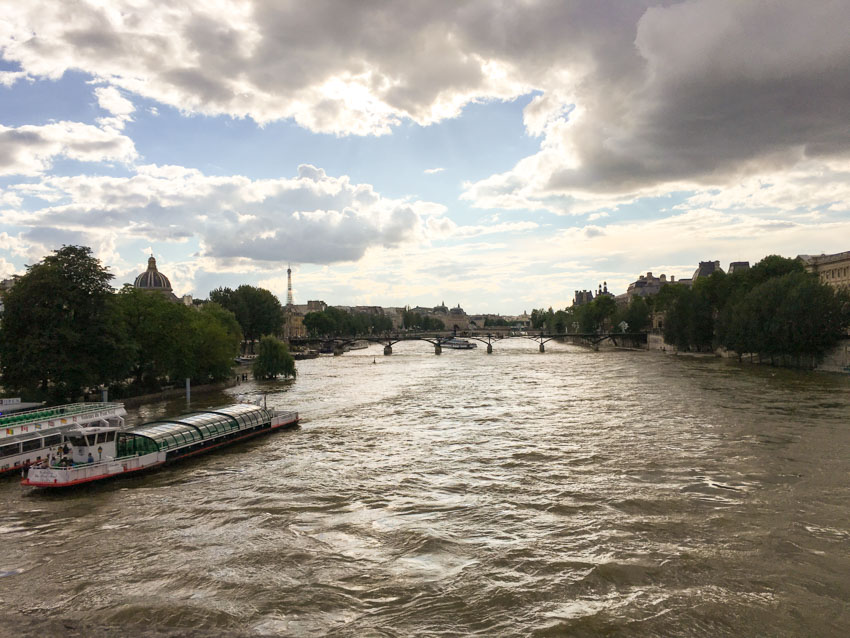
left=290, top=331, right=648, bottom=355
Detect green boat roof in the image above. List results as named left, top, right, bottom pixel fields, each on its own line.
left=124, top=404, right=272, bottom=450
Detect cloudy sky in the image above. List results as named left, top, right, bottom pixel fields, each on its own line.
left=1, top=1, right=849, bottom=313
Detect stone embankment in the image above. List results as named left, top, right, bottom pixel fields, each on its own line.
left=648, top=333, right=850, bottom=374
left=118, top=378, right=238, bottom=407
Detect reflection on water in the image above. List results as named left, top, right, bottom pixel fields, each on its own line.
left=2, top=341, right=850, bottom=636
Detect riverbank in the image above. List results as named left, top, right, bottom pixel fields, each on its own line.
left=117, top=378, right=239, bottom=408
left=648, top=332, right=850, bottom=374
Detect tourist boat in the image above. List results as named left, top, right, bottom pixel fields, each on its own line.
left=347, top=340, right=369, bottom=350
left=235, top=354, right=258, bottom=365
left=0, top=402, right=127, bottom=475
left=21, top=403, right=298, bottom=489
left=443, top=338, right=477, bottom=349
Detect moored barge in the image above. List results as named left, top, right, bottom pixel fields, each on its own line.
left=22, top=403, right=298, bottom=488
left=1, top=402, right=127, bottom=475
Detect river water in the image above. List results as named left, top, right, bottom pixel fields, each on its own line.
left=1, top=340, right=849, bottom=637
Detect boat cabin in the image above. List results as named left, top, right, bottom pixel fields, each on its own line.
left=63, top=426, right=119, bottom=464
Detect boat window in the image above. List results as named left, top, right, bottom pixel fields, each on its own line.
left=0, top=443, right=20, bottom=457
left=21, top=438, right=42, bottom=452
left=66, top=435, right=90, bottom=447
left=42, top=434, right=61, bottom=447
left=105, top=431, right=115, bottom=442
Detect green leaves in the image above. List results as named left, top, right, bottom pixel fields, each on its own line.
left=717, top=271, right=849, bottom=364
left=305, top=307, right=394, bottom=336
left=115, top=288, right=242, bottom=386
left=210, top=285, right=284, bottom=343
left=252, top=335, right=296, bottom=380
left=0, top=245, right=123, bottom=401
left=0, top=247, right=247, bottom=401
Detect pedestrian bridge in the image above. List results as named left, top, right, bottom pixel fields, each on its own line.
left=289, top=331, right=647, bottom=355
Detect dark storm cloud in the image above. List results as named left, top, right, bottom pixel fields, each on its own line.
left=3, top=1, right=850, bottom=196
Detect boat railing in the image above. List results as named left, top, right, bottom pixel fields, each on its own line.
left=25, top=452, right=157, bottom=484
left=1, top=402, right=125, bottom=439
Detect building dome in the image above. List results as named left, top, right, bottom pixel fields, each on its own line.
left=134, top=255, right=173, bottom=292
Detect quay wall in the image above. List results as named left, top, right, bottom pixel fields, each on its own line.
left=817, top=338, right=850, bottom=374
left=648, top=333, right=850, bottom=375
left=117, top=378, right=238, bottom=408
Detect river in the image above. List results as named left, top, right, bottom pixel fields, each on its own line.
left=2, top=340, right=849, bottom=637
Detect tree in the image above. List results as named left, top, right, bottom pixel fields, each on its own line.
left=252, top=335, right=296, bottom=379
left=400, top=311, right=444, bottom=331
left=573, top=296, right=617, bottom=333
left=717, top=272, right=850, bottom=365
left=210, top=285, right=284, bottom=348
left=747, top=254, right=805, bottom=286
left=0, top=246, right=131, bottom=401
left=303, top=310, right=337, bottom=336
left=614, top=296, right=651, bottom=332
left=115, top=289, right=243, bottom=388
left=191, top=303, right=243, bottom=382
left=115, top=286, right=192, bottom=387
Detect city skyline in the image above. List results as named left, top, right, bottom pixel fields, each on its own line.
left=1, top=1, right=849, bottom=314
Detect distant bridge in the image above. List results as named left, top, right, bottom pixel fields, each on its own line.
left=289, top=331, right=648, bottom=355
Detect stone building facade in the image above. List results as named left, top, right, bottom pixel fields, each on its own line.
left=798, top=251, right=850, bottom=291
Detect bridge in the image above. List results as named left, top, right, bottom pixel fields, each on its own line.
left=289, top=331, right=648, bottom=355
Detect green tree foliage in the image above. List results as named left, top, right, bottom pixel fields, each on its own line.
left=192, top=303, right=243, bottom=382
left=657, top=255, right=849, bottom=362
left=209, top=285, right=284, bottom=346
left=252, top=335, right=296, bottom=379
left=570, top=296, right=617, bottom=333
left=613, top=296, right=651, bottom=332
left=304, top=307, right=393, bottom=336
left=528, top=307, right=579, bottom=333
left=0, top=246, right=131, bottom=401
left=662, top=285, right=716, bottom=352
left=115, top=288, right=242, bottom=388
left=400, top=310, right=445, bottom=331
left=747, top=254, right=805, bottom=285
left=530, top=308, right=550, bottom=330
left=717, top=272, right=850, bottom=365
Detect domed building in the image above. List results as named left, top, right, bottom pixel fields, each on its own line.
left=134, top=255, right=180, bottom=302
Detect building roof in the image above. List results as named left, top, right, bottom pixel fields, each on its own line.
left=134, top=255, right=173, bottom=292
left=797, top=251, right=850, bottom=266
left=692, top=260, right=723, bottom=280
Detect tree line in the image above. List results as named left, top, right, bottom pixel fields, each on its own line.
left=0, top=246, right=294, bottom=402
left=302, top=306, right=395, bottom=337
left=661, top=256, right=849, bottom=365
left=530, top=255, right=849, bottom=366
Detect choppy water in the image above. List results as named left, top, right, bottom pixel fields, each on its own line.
left=2, top=340, right=850, bottom=637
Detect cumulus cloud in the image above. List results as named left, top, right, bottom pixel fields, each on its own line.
left=0, top=1, right=526, bottom=135
left=1, top=163, right=446, bottom=267
left=0, top=121, right=137, bottom=176
left=94, top=86, right=135, bottom=130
